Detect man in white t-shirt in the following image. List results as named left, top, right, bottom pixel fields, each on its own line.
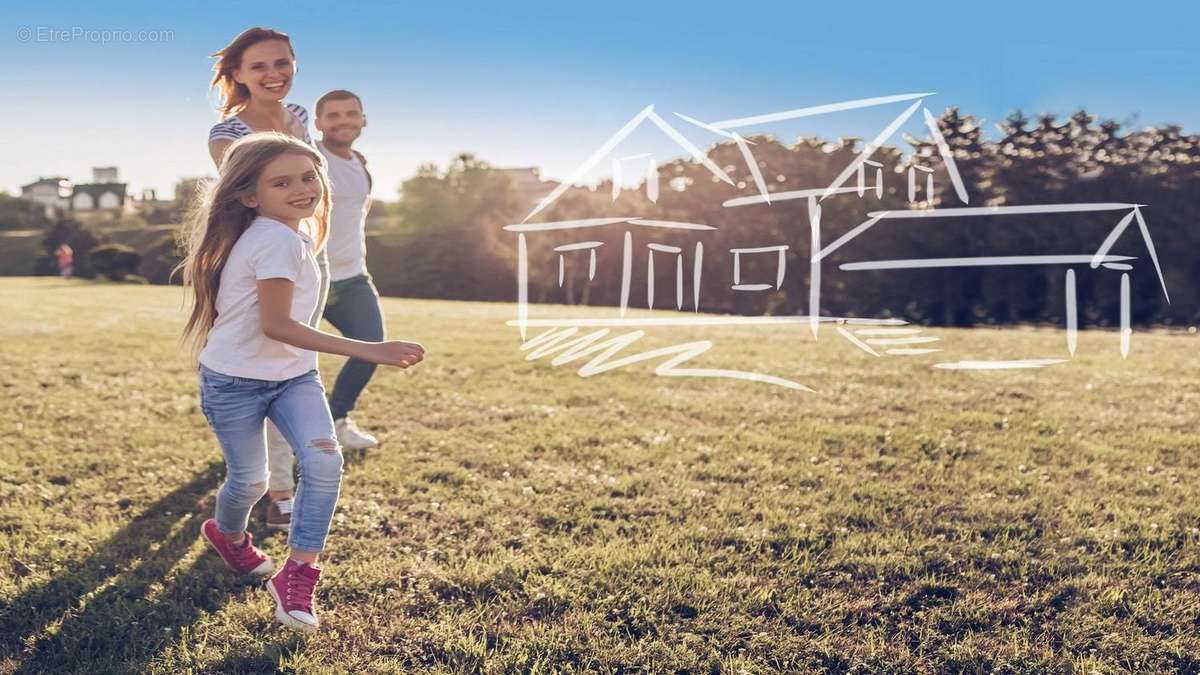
left=313, top=90, right=386, bottom=450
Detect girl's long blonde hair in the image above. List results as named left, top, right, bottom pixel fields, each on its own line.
left=175, top=132, right=331, bottom=361
left=210, top=27, right=295, bottom=119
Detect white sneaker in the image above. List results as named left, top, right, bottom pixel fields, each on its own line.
left=335, top=416, right=378, bottom=450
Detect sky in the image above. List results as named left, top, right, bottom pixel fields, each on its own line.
left=2, top=0, right=1197, bottom=201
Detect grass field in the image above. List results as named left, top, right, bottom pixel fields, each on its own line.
left=0, top=276, right=1197, bottom=674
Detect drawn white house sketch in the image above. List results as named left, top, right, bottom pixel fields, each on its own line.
left=506, top=92, right=1170, bottom=388
left=692, top=92, right=969, bottom=359
left=504, top=100, right=930, bottom=391
left=819, top=202, right=1168, bottom=368
left=687, top=93, right=1169, bottom=371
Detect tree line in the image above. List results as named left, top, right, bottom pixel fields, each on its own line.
left=19, top=107, right=1199, bottom=326
left=372, top=107, right=1196, bottom=327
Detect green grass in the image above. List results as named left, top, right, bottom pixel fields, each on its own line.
left=1, top=276, right=1198, bottom=674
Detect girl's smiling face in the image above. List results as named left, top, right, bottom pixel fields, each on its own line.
left=233, top=39, right=294, bottom=102
left=240, top=153, right=323, bottom=228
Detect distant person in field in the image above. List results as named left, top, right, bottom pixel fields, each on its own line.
left=312, top=89, right=387, bottom=450
left=207, top=26, right=327, bottom=533
left=54, top=243, right=73, bottom=277
left=176, top=132, right=425, bottom=632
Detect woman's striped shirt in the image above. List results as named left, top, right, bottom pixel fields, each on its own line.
left=208, top=103, right=328, bottom=267
left=208, top=102, right=313, bottom=145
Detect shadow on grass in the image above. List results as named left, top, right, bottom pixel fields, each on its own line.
left=0, top=462, right=273, bottom=674
left=197, top=634, right=310, bottom=674
left=341, top=445, right=371, bottom=467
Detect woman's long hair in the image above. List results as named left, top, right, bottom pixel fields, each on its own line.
left=210, top=27, right=295, bottom=119
left=174, top=132, right=331, bottom=361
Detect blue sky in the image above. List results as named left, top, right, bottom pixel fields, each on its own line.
left=2, top=0, right=1196, bottom=200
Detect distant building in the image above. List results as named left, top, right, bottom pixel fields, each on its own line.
left=133, top=187, right=173, bottom=210
left=131, top=187, right=179, bottom=223
left=92, top=166, right=119, bottom=183
left=20, top=177, right=73, bottom=218
left=70, top=167, right=128, bottom=213
left=20, top=167, right=141, bottom=221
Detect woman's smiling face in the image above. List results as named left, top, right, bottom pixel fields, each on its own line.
left=233, top=39, right=295, bottom=103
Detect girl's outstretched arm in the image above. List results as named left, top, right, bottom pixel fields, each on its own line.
left=257, top=278, right=424, bottom=368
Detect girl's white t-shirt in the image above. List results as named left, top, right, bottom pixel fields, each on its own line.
left=198, top=216, right=321, bottom=381
left=208, top=103, right=328, bottom=271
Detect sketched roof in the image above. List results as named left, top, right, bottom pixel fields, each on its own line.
left=520, top=104, right=736, bottom=224
left=816, top=202, right=1169, bottom=301
left=521, top=93, right=952, bottom=223
left=674, top=93, right=968, bottom=208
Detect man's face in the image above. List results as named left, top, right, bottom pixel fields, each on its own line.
left=316, top=97, right=366, bottom=145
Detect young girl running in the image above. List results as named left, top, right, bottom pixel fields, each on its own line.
left=207, top=26, right=325, bottom=532
left=177, top=132, right=425, bottom=632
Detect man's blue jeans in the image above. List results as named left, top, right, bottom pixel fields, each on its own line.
left=265, top=253, right=329, bottom=493
left=199, top=363, right=344, bottom=552
left=322, top=273, right=385, bottom=421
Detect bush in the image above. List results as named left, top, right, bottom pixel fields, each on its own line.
left=113, top=214, right=149, bottom=229
left=139, top=232, right=184, bottom=285
left=0, top=194, right=51, bottom=231
left=89, top=243, right=141, bottom=281
left=35, top=219, right=107, bottom=278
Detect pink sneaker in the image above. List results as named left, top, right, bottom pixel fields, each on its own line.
left=267, top=558, right=323, bottom=632
left=200, top=519, right=274, bottom=577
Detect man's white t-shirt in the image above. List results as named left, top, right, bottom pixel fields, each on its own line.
left=318, top=142, right=371, bottom=282
left=198, top=216, right=321, bottom=380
